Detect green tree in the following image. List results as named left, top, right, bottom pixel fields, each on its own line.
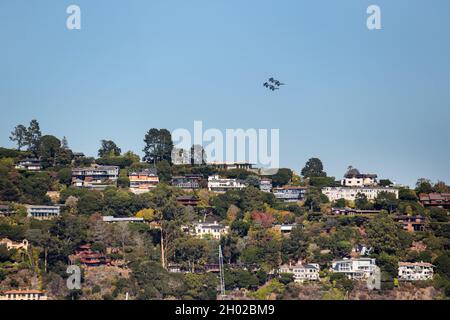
left=434, top=253, right=450, bottom=278
left=0, top=244, right=13, bottom=262
left=355, top=193, right=372, bottom=210
left=98, top=140, right=121, bottom=157
left=334, top=198, right=346, bottom=208
left=398, top=188, right=418, bottom=201
left=366, top=215, right=409, bottom=255
left=379, top=179, right=393, bottom=187
left=305, top=188, right=328, bottom=211
left=38, top=135, right=61, bottom=168
left=301, top=157, right=327, bottom=178
left=374, top=191, right=398, bottom=213
left=415, top=178, right=433, bottom=194
left=231, top=220, right=250, bottom=237
left=269, top=168, right=293, bottom=187
left=25, top=119, right=42, bottom=154
left=156, top=160, right=172, bottom=182
left=9, top=124, right=27, bottom=150
left=143, top=128, right=174, bottom=164
left=58, top=168, right=72, bottom=186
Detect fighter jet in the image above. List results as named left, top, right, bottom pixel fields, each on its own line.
left=273, top=80, right=285, bottom=86
left=264, top=77, right=285, bottom=91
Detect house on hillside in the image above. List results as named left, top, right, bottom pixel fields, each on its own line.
left=171, top=174, right=202, bottom=190
left=191, top=221, right=229, bottom=240
left=0, top=238, right=29, bottom=251
left=398, top=262, right=434, bottom=281
left=15, top=158, right=42, bottom=171
left=272, top=186, right=306, bottom=202
left=331, top=258, right=377, bottom=279
left=128, top=169, right=159, bottom=194
left=0, top=290, right=47, bottom=300
left=207, top=175, right=246, bottom=193
left=278, top=262, right=320, bottom=282
left=26, top=205, right=61, bottom=220
left=72, top=165, right=119, bottom=190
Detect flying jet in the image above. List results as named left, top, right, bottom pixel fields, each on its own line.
left=273, top=80, right=285, bottom=86
left=264, top=77, right=285, bottom=91
left=269, top=85, right=279, bottom=91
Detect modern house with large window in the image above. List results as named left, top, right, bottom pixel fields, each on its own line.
left=128, top=169, right=159, bottom=194
left=398, top=262, right=434, bottom=281
left=26, top=205, right=61, bottom=220
left=331, top=258, right=377, bottom=279
left=272, top=186, right=307, bottom=202
left=72, top=165, right=119, bottom=190
left=207, top=175, right=246, bottom=193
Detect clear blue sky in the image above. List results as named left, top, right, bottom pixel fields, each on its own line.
left=1, top=0, right=449, bottom=186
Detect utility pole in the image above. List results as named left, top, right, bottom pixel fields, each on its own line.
left=219, top=245, right=225, bottom=298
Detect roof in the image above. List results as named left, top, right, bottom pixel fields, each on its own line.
left=2, top=290, right=45, bottom=294
left=279, top=263, right=319, bottom=270
left=25, top=204, right=61, bottom=209
left=72, top=165, right=119, bottom=171
left=128, top=168, right=158, bottom=176
left=399, top=262, right=434, bottom=268
left=102, top=216, right=144, bottom=222
left=176, top=196, right=200, bottom=201
left=273, top=186, right=307, bottom=190
left=17, top=158, right=41, bottom=162
left=419, top=193, right=450, bottom=201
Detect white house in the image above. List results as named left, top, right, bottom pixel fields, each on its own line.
left=26, top=205, right=61, bottom=220
left=102, top=216, right=144, bottom=223
left=207, top=175, right=246, bottom=193
left=0, top=238, right=29, bottom=251
left=398, top=262, right=434, bottom=281
left=322, top=187, right=399, bottom=202
left=279, top=262, right=320, bottom=282
left=341, top=174, right=378, bottom=187
left=191, top=221, right=229, bottom=239
left=0, top=290, right=47, bottom=300
left=331, top=258, right=377, bottom=279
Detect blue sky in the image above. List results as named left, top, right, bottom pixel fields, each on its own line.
left=0, top=0, right=449, bottom=186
